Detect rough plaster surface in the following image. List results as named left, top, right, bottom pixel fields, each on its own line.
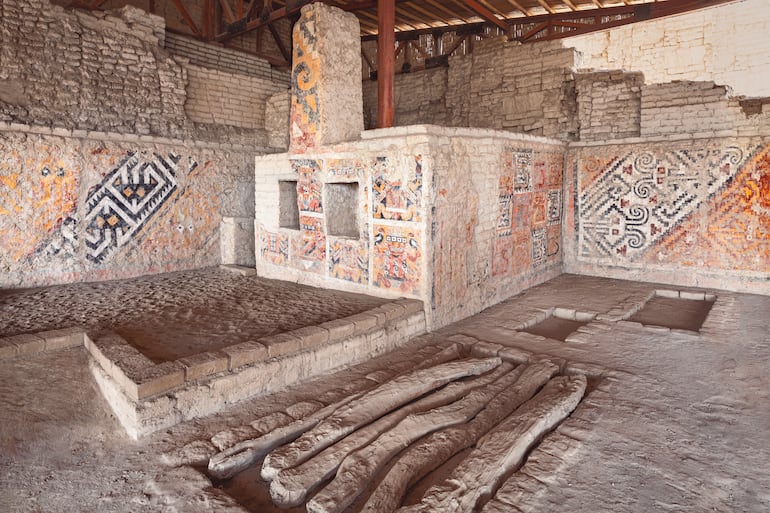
left=1, top=274, right=769, bottom=512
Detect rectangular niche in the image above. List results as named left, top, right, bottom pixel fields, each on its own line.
left=279, top=180, right=299, bottom=230
left=630, top=292, right=716, bottom=332
left=326, top=182, right=359, bottom=238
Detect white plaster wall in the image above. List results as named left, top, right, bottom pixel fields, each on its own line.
left=567, top=0, right=770, bottom=98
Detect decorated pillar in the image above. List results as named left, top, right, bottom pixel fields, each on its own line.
left=289, top=3, right=364, bottom=153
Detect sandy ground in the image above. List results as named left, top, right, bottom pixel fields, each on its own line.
left=1, top=273, right=769, bottom=512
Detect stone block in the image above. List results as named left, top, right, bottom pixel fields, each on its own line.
left=125, top=361, right=186, bottom=400
left=347, top=313, right=377, bottom=335
left=180, top=351, right=230, bottom=380
left=5, top=333, right=46, bottom=355
left=318, top=318, right=355, bottom=341
left=680, top=290, right=706, bottom=301
left=223, top=341, right=268, bottom=369
left=470, top=341, right=503, bottom=358
left=290, top=326, right=329, bottom=348
left=395, top=298, right=424, bottom=316
left=39, top=327, right=85, bottom=351
left=498, top=346, right=532, bottom=364
left=262, top=333, right=303, bottom=359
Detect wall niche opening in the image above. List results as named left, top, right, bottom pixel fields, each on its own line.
left=279, top=180, right=299, bottom=230
left=326, top=182, right=359, bottom=238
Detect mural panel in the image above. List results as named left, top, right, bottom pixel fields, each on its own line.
left=497, top=147, right=563, bottom=277
left=289, top=7, right=320, bottom=153
left=577, top=144, right=754, bottom=262
left=293, top=214, right=325, bottom=273
left=373, top=224, right=421, bottom=294
left=260, top=228, right=289, bottom=265
left=329, top=237, right=368, bottom=284
left=0, top=137, right=79, bottom=262
left=641, top=143, right=770, bottom=271
left=293, top=159, right=322, bottom=214
left=372, top=155, right=423, bottom=222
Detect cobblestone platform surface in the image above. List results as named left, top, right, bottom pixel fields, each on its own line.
left=0, top=267, right=387, bottom=361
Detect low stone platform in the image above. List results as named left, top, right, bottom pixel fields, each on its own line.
left=0, top=267, right=425, bottom=438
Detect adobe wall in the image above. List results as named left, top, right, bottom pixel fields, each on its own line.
left=361, top=39, right=578, bottom=140
left=255, top=126, right=566, bottom=329
left=0, top=125, right=254, bottom=288
left=564, top=135, right=770, bottom=294
left=569, top=0, right=770, bottom=98
left=0, top=0, right=283, bottom=287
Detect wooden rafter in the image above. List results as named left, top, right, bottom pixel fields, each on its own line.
left=171, top=0, right=201, bottom=35
left=458, top=0, right=509, bottom=33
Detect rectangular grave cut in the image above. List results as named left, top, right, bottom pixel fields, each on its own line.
left=629, top=295, right=715, bottom=332
left=519, top=315, right=589, bottom=342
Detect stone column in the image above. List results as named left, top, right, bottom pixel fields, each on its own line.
left=289, top=3, right=363, bottom=153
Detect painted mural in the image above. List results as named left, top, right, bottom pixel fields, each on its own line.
left=493, top=148, right=563, bottom=276
left=372, top=155, right=423, bottom=222
left=329, top=237, right=368, bottom=284
left=0, top=134, right=241, bottom=287
left=294, top=159, right=322, bottom=213
left=639, top=143, right=770, bottom=271
left=0, top=138, right=80, bottom=263
left=576, top=143, right=765, bottom=270
left=289, top=7, right=320, bottom=153
left=260, top=229, right=289, bottom=266
left=293, top=214, right=326, bottom=273
left=84, top=151, right=194, bottom=263
left=373, top=224, right=421, bottom=295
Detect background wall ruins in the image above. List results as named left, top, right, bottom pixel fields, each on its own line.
left=568, top=0, right=770, bottom=98
left=361, top=39, right=578, bottom=140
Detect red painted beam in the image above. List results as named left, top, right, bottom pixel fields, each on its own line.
left=377, top=0, right=395, bottom=128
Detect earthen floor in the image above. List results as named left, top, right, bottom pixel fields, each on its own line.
left=1, top=274, right=769, bottom=512
left=0, top=267, right=386, bottom=362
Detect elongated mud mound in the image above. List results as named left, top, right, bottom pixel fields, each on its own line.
left=207, top=353, right=588, bottom=513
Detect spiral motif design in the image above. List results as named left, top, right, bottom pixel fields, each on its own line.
left=626, top=228, right=646, bottom=249
left=625, top=205, right=649, bottom=226
left=723, top=146, right=744, bottom=166
left=633, top=179, right=653, bottom=199
left=634, top=153, right=656, bottom=173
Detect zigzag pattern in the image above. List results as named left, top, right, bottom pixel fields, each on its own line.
left=83, top=152, right=190, bottom=263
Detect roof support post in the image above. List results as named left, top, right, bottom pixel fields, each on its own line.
left=377, top=0, right=395, bottom=128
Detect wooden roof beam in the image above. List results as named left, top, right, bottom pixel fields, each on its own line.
left=458, top=0, right=510, bottom=34
left=536, top=0, right=556, bottom=14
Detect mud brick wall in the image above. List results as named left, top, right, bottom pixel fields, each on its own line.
left=447, top=39, right=578, bottom=140
left=184, top=64, right=287, bottom=131
left=255, top=126, right=565, bottom=329
left=640, top=82, right=770, bottom=138
left=0, top=125, right=255, bottom=288
left=569, top=0, right=770, bottom=98
left=563, top=137, right=770, bottom=295
left=164, top=32, right=289, bottom=85
left=0, top=0, right=188, bottom=138
left=575, top=71, right=643, bottom=142
left=360, top=39, right=578, bottom=140
left=361, top=67, right=448, bottom=129
left=265, top=91, right=291, bottom=150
